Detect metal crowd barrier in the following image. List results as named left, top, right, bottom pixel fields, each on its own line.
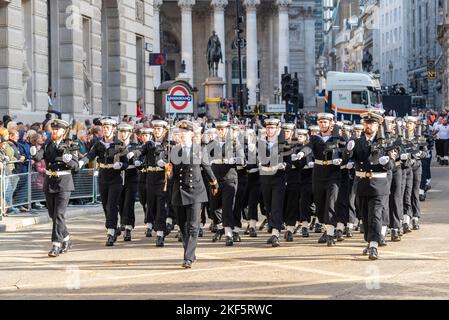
left=0, top=160, right=100, bottom=217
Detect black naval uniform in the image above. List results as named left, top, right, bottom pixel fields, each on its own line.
left=295, top=145, right=314, bottom=236
left=33, top=139, right=80, bottom=256
left=140, top=138, right=170, bottom=242
left=351, top=134, right=394, bottom=258
left=283, top=139, right=301, bottom=235
left=85, top=139, right=129, bottom=244
left=170, top=143, right=218, bottom=267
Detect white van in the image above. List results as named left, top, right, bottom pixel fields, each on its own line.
left=324, top=72, right=383, bottom=120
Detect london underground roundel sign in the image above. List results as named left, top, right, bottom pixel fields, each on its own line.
left=165, top=83, right=194, bottom=114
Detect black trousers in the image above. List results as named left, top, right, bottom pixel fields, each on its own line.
left=246, top=173, right=262, bottom=221
left=146, top=183, right=168, bottom=232
left=211, top=180, right=237, bottom=228
left=284, top=186, right=300, bottom=226
left=119, top=180, right=138, bottom=228
left=99, top=183, right=123, bottom=230
left=232, top=174, right=248, bottom=228
left=359, top=195, right=384, bottom=244
left=177, top=203, right=202, bottom=262
left=389, top=168, right=403, bottom=230
left=382, top=174, right=392, bottom=227
left=336, top=171, right=350, bottom=225
left=299, top=183, right=313, bottom=223
left=260, top=174, right=286, bottom=231
left=138, top=181, right=147, bottom=215
left=46, top=192, right=71, bottom=243
left=348, top=177, right=357, bottom=224
left=403, top=165, right=422, bottom=219
left=313, top=179, right=340, bottom=226
left=420, top=156, right=432, bottom=190
left=435, top=139, right=444, bottom=158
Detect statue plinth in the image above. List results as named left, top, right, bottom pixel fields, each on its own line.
left=203, top=77, right=226, bottom=120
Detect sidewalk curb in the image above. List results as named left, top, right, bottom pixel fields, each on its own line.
left=0, top=205, right=103, bottom=232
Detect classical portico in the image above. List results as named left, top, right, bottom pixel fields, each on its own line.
left=158, top=0, right=316, bottom=109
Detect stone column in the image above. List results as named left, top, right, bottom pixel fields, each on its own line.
left=153, top=0, right=162, bottom=88
left=304, top=11, right=315, bottom=108
left=276, top=0, right=291, bottom=89
left=0, top=0, right=24, bottom=114
left=244, top=0, right=260, bottom=107
left=211, top=0, right=227, bottom=84
left=178, top=0, right=195, bottom=86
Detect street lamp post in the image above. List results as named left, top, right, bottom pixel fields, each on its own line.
left=235, top=0, right=245, bottom=116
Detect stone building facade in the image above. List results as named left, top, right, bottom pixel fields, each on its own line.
left=0, top=0, right=156, bottom=123
left=157, top=0, right=317, bottom=109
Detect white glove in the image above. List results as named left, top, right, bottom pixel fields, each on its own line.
left=277, top=162, right=286, bottom=170
left=235, top=157, right=245, bottom=165
left=228, top=157, right=236, bottom=165
left=62, top=154, right=73, bottom=163
left=379, top=156, right=390, bottom=166
left=347, top=140, right=355, bottom=151
left=127, top=152, right=135, bottom=160
left=307, top=161, right=315, bottom=168
left=78, top=160, right=85, bottom=168
left=346, top=162, right=354, bottom=170
left=291, top=154, right=298, bottom=161
left=113, top=162, right=123, bottom=170
left=400, top=153, right=409, bottom=161
left=157, top=159, right=166, bottom=168
left=134, top=160, right=142, bottom=167
left=30, top=146, right=37, bottom=156
left=332, top=158, right=343, bottom=166
left=297, top=152, right=305, bottom=161
left=248, top=144, right=256, bottom=153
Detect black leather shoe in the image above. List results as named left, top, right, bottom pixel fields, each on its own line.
left=165, top=223, right=173, bottom=236
left=391, top=229, right=401, bottom=242
left=198, top=228, right=204, bottom=238
left=326, top=235, right=336, bottom=247
left=182, top=260, right=192, bottom=268
left=336, top=230, right=344, bottom=242
left=259, top=218, right=268, bottom=231
left=156, top=236, right=165, bottom=247
left=244, top=225, right=250, bottom=235
left=267, top=235, right=280, bottom=247
left=362, top=245, right=369, bottom=256
left=284, top=231, right=294, bottom=242
left=345, top=227, right=353, bottom=238
left=106, top=235, right=114, bottom=247
left=301, top=227, right=310, bottom=238
left=225, top=236, right=234, bottom=246
left=212, top=229, right=224, bottom=242
left=354, top=221, right=360, bottom=231
left=403, top=223, right=412, bottom=234
left=379, top=237, right=387, bottom=247
left=249, top=227, right=257, bottom=237
left=116, top=228, right=122, bottom=237
left=48, top=245, right=61, bottom=257
left=267, top=226, right=273, bottom=234
left=145, top=228, right=153, bottom=237
left=399, top=227, right=404, bottom=236
left=419, top=194, right=426, bottom=202
left=124, top=229, right=131, bottom=242
left=61, top=240, right=72, bottom=253
left=318, top=231, right=328, bottom=244
left=412, top=219, right=420, bottom=230
left=369, top=247, right=379, bottom=260
left=314, top=223, right=322, bottom=233
left=120, top=225, right=125, bottom=232
left=232, top=232, right=241, bottom=243
left=210, top=223, right=218, bottom=233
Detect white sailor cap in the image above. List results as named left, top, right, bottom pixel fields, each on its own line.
left=117, top=123, right=134, bottom=132
left=404, top=116, right=418, bottom=123
left=297, top=129, right=309, bottom=136
left=101, top=118, right=117, bottom=126
left=264, top=118, right=281, bottom=127
left=230, top=124, right=240, bottom=131
left=343, top=125, right=353, bottom=132
left=151, top=120, right=168, bottom=128
left=317, top=113, right=334, bottom=121
left=214, top=121, right=230, bottom=128
left=140, top=128, right=153, bottom=134
left=205, top=128, right=218, bottom=135
left=50, top=119, right=70, bottom=129
left=353, top=124, right=364, bottom=130
left=281, top=123, right=296, bottom=130
left=360, top=111, right=384, bottom=123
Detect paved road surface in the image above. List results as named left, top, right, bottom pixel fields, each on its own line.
left=1, top=166, right=449, bottom=300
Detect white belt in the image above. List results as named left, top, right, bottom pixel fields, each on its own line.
left=147, top=166, right=164, bottom=172
left=315, top=160, right=333, bottom=166
left=237, top=166, right=245, bottom=170
left=260, top=166, right=279, bottom=173
left=127, top=165, right=136, bottom=170
left=355, top=171, right=387, bottom=179
left=45, top=170, right=71, bottom=177
left=210, top=159, right=225, bottom=165
left=248, top=168, right=259, bottom=174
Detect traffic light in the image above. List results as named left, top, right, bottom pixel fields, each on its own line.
left=245, top=87, right=249, bottom=104
left=281, top=72, right=292, bottom=102
left=290, top=73, right=300, bottom=105
left=149, top=53, right=167, bottom=66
